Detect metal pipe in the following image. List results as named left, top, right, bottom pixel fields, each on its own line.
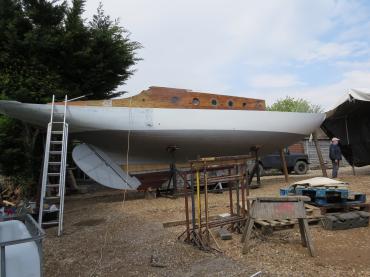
left=235, top=165, right=240, bottom=218
left=245, top=161, right=250, bottom=217
left=190, top=168, right=196, bottom=231
left=240, top=164, right=246, bottom=218
left=1, top=246, right=5, bottom=277
left=50, top=95, right=55, bottom=123
left=38, top=123, right=52, bottom=226
left=196, top=169, right=202, bottom=238
left=67, top=93, right=93, bottom=102
left=183, top=172, right=190, bottom=242
left=228, top=168, right=233, bottom=216
left=255, top=149, right=261, bottom=185
left=204, top=166, right=210, bottom=243
left=345, top=117, right=356, bottom=176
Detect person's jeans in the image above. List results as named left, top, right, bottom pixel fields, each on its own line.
left=332, top=160, right=339, bottom=178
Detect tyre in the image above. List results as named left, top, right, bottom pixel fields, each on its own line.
left=294, top=160, right=308, bottom=175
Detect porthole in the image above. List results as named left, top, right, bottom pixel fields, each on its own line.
left=227, top=100, right=234, bottom=107
left=192, top=97, right=200, bottom=105
left=211, top=99, right=218, bottom=106
left=242, top=102, right=247, bottom=108
left=171, top=96, right=179, bottom=103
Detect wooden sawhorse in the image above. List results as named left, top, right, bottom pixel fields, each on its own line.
left=241, top=196, right=315, bottom=257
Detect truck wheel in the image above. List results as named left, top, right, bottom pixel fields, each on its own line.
left=294, top=161, right=308, bottom=175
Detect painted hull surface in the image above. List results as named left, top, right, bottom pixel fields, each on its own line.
left=0, top=101, right=325, bottom=167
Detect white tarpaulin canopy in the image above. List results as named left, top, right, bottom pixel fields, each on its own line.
left=328, top=88, right=370, bottom=117
left=347, top=88, right=370, bottom=101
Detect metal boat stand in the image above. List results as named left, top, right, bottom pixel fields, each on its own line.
left=164, top=145, right=180, bottom=196
left=178, top=154, right=256, bottom=251
left=247, top=147, right=261, bottom=188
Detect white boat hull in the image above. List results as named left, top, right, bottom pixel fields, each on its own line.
left=0, top=101, right=325, bottom=169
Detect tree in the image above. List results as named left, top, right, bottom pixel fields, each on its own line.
left=0, top=0, right=141, bottom=194
left=267, top=96, right=323, bottom=113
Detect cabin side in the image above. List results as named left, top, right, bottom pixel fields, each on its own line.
left=62, top=86, right=266, bottom=110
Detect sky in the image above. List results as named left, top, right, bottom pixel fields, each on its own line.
left=83, top=0, right=370, bottom=110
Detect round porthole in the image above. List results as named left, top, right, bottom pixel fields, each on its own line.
left=192, top=98, right=200, bottom=105
left=242, top=102, right=247, bottom=108
left=211, top=99, right=218, bottom=106
left=227, top=100, right=234, bottom=107
left=171, top=96, right=179, bottom=103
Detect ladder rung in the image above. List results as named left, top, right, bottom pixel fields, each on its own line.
left=44, top=196, right=60, bottom=200
left=48, top=173, right=60, bottom=176
left=53, top=122, right=64, bottom=124
left=50, top=141, right=63, bottom=144
left=43, top=207, right=60, bottom=212
left=42, top=221, right=59, bottom=226
left=47, top=184, right=60, bottom=188
left=49, top=162, right=61, bottom=165
left=49, top=151, right=62, bottom=155
left=51, top=131, right=63, bottom=134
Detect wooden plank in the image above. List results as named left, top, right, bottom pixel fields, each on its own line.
left=190, top=157, right=254, bottom=168
left=313, top=131, right=328, bottom=177
left=255, top=220, right=270, bottom=227
left=242, top=196, right=315, bottom=257
left=280, top=219, right=293, bottom=224
left=251, top=201, right=307, bottom=220
left=270, top=220, right=283, bottom=226
left=302, top=218, right=316, bottom=257
left=305, top=203, right=322, bottom=217
left=3, top=200, right=15, bottom=206
left=241, top=218, right=255, bottom=253
left=247, top=196, right=310, bottom=202
left=163, top=215, right=219, bottom=228
left=298, top=218, right=307, bottom=247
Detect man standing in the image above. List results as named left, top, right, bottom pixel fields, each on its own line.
left=329, top=137, right=342, bottom=178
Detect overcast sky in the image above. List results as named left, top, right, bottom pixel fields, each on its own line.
left=83, top=0, right=370, bottom=109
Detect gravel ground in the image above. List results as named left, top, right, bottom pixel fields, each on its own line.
left=44, top=166, right=370, bottom=276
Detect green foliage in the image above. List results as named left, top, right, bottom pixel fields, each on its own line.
left=267, top=96, right=323, bottom=113
left=0, top=0, right=141, bottom=102
left=0, top=0, right=141, bottom=194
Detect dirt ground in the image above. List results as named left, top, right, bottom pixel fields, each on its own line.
left=44, top=166, right=370, bottom=276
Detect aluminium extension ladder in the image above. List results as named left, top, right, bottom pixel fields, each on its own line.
left=38, top=95, right=69, bottom=236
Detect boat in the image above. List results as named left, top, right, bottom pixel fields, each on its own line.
left=0, top=86, right=325, bottom=188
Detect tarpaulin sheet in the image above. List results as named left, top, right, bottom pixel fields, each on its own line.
left=321, top=89, right=370, bottom=167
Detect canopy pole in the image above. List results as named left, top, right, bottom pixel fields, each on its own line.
left=345, top=117, right=356, bottom=176
left=279, top=148, right=289, bottom=183
left=313, top=131, right=327, bottom=177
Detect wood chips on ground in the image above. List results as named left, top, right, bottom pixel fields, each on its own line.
left=44, top=166, right=370, bottom=276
